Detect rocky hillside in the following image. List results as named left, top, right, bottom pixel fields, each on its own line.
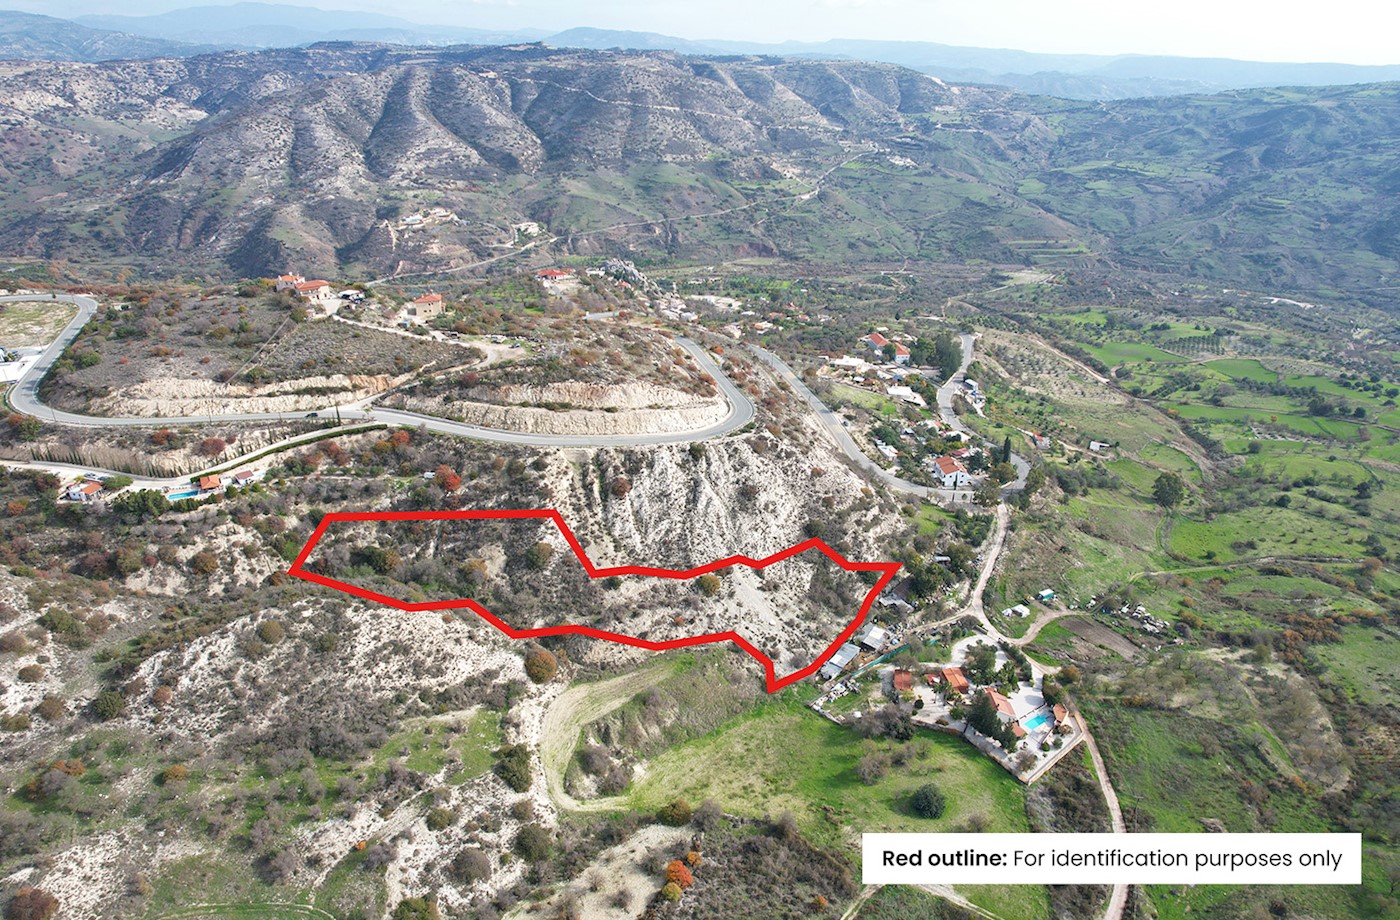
left=1, top=44, right=1399, bottom=303
left=0, top=10, right=211, bottom=62
left=0, top=44, right=1020, bottom=277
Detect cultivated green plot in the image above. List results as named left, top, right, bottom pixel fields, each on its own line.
left=1204, top=357, right=1278, bottom=383
left=1312, top=626, right=1400, bottom=707
left=1170, top=507, right=1368, bottom=563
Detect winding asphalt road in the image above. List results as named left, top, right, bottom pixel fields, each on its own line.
left=750, top=335, right=1028, bottom=498
left=2, top=293, right=754, bottom=448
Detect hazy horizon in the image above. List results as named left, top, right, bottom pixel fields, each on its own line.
left=13, top=0, right=1400, bottom=66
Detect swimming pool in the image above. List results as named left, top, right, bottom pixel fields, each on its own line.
left=1022, top=712, right=1051, bottom=731
left=168, top=490, right=201, bottom=500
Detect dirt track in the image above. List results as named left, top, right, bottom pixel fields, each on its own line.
left=539, top=661, right=673, bottom=812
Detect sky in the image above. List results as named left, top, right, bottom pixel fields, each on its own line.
left=19, top=0, right=1400, bottom=65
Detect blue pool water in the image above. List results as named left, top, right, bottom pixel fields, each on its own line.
left=168, top=490, right=201, bottom=500
left=1022, top=712, right=1051, bottom=731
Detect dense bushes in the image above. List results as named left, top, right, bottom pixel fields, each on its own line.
left=495, top=744, right=532, bottom=792
left=514, top=823, right=551, bottom=862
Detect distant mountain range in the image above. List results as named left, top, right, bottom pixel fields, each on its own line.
left=0, top=8, right=218, bottom=61
left=2, top=4, right=1399, bottom=100
left=2, top=41, right=1398, bottom=306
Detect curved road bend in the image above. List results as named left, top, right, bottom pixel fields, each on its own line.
left=4, top=294, right=755, bottom=448
left=749, top=338, right=1028, bottom=498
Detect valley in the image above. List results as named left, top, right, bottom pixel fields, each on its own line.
left=0, top=26, right=1397, bottom=920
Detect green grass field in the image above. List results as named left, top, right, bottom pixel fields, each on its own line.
left=1204, top=357, right=1278, bottom=383
left=1311, top=625, right=1400, bottom=707
left=831, top=381, right=901, bottom=416
left=624, top=694, right=1028, bottom=849
left=1083, top=341, right=1189, bottom=367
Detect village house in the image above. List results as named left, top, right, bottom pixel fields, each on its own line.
left=294, top=279, right=335, bottom=305
left=932, top=455, right=972, bottom=489
left=987, top=688, right=1017, bottom=724
left=198, top=475, right=223, bottom=493
left=892, top=669, right=915, bottom=693
left=892, top=342, right=911, bottom=366
left=861, top=331, right=890, bottom=360
left=65, top=481, right=103, bottom=502
left=886, top=384, right=926, bottom=408
left=1001, top=604, right=1032, bottom=618
left=274, top=273, right=304, bottom=292
left=940, top=666, right=970, bottom=693
left=407, top=292, right=446, bottom=322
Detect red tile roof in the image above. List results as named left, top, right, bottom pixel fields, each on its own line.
left=536, top=269, right=572, bottom=278
left=864, top=332, right=889, bottom=347
left=892, top=669, right=914, bottom=692
left=893, top=343, right=910, bottom=356
left=78, top=481, right=103, bottom=495
left=934, top=456, right=967, bottom=475
left=413, top=293, right=443, bottom=304
left=987, top=688, right=1016, bottom=718
left=198, top=475, right=221, bottom=491
left=941, top=667, right=969, bottom=692
left=295, top=280, right=330, bottom=292
left=1053, top=704, right=1069, bottom=723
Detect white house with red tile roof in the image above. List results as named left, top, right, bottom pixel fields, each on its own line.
left=274, top=273, right=305, bottom=292
left=986, top=688, right=1017, bottom=722
left=862, top=332, right=890, bottom=348
left=892, top=342, right=911, bottom=365
left=294, top=280, right=334, bottom=304
left=931, top=455, right=971, bottom=489
left=65, top=481, right=103, bottom=502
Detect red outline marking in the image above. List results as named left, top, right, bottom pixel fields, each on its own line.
left=287, top=509, right=901, bottom=692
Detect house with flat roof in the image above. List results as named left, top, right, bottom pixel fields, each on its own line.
left=854, top=623, right=888, bottom=650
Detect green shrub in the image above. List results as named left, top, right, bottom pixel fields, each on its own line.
left=495, top=744, right=531, bottom=792
left=657, top=798, right=693, bottom=826
left=426, top=807, right=455, bottom=831
left=92, top=691, right=125, bottom=721
left=514, top=823, right=551, bottom=862
left=910, top=783, right=946, bottom=819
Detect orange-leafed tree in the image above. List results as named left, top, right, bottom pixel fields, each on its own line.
left=435, top=465, right=462, bottom=491
left=5, top=887, right=58, bottom=920
left=665, top=860, right=694, bottom=889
